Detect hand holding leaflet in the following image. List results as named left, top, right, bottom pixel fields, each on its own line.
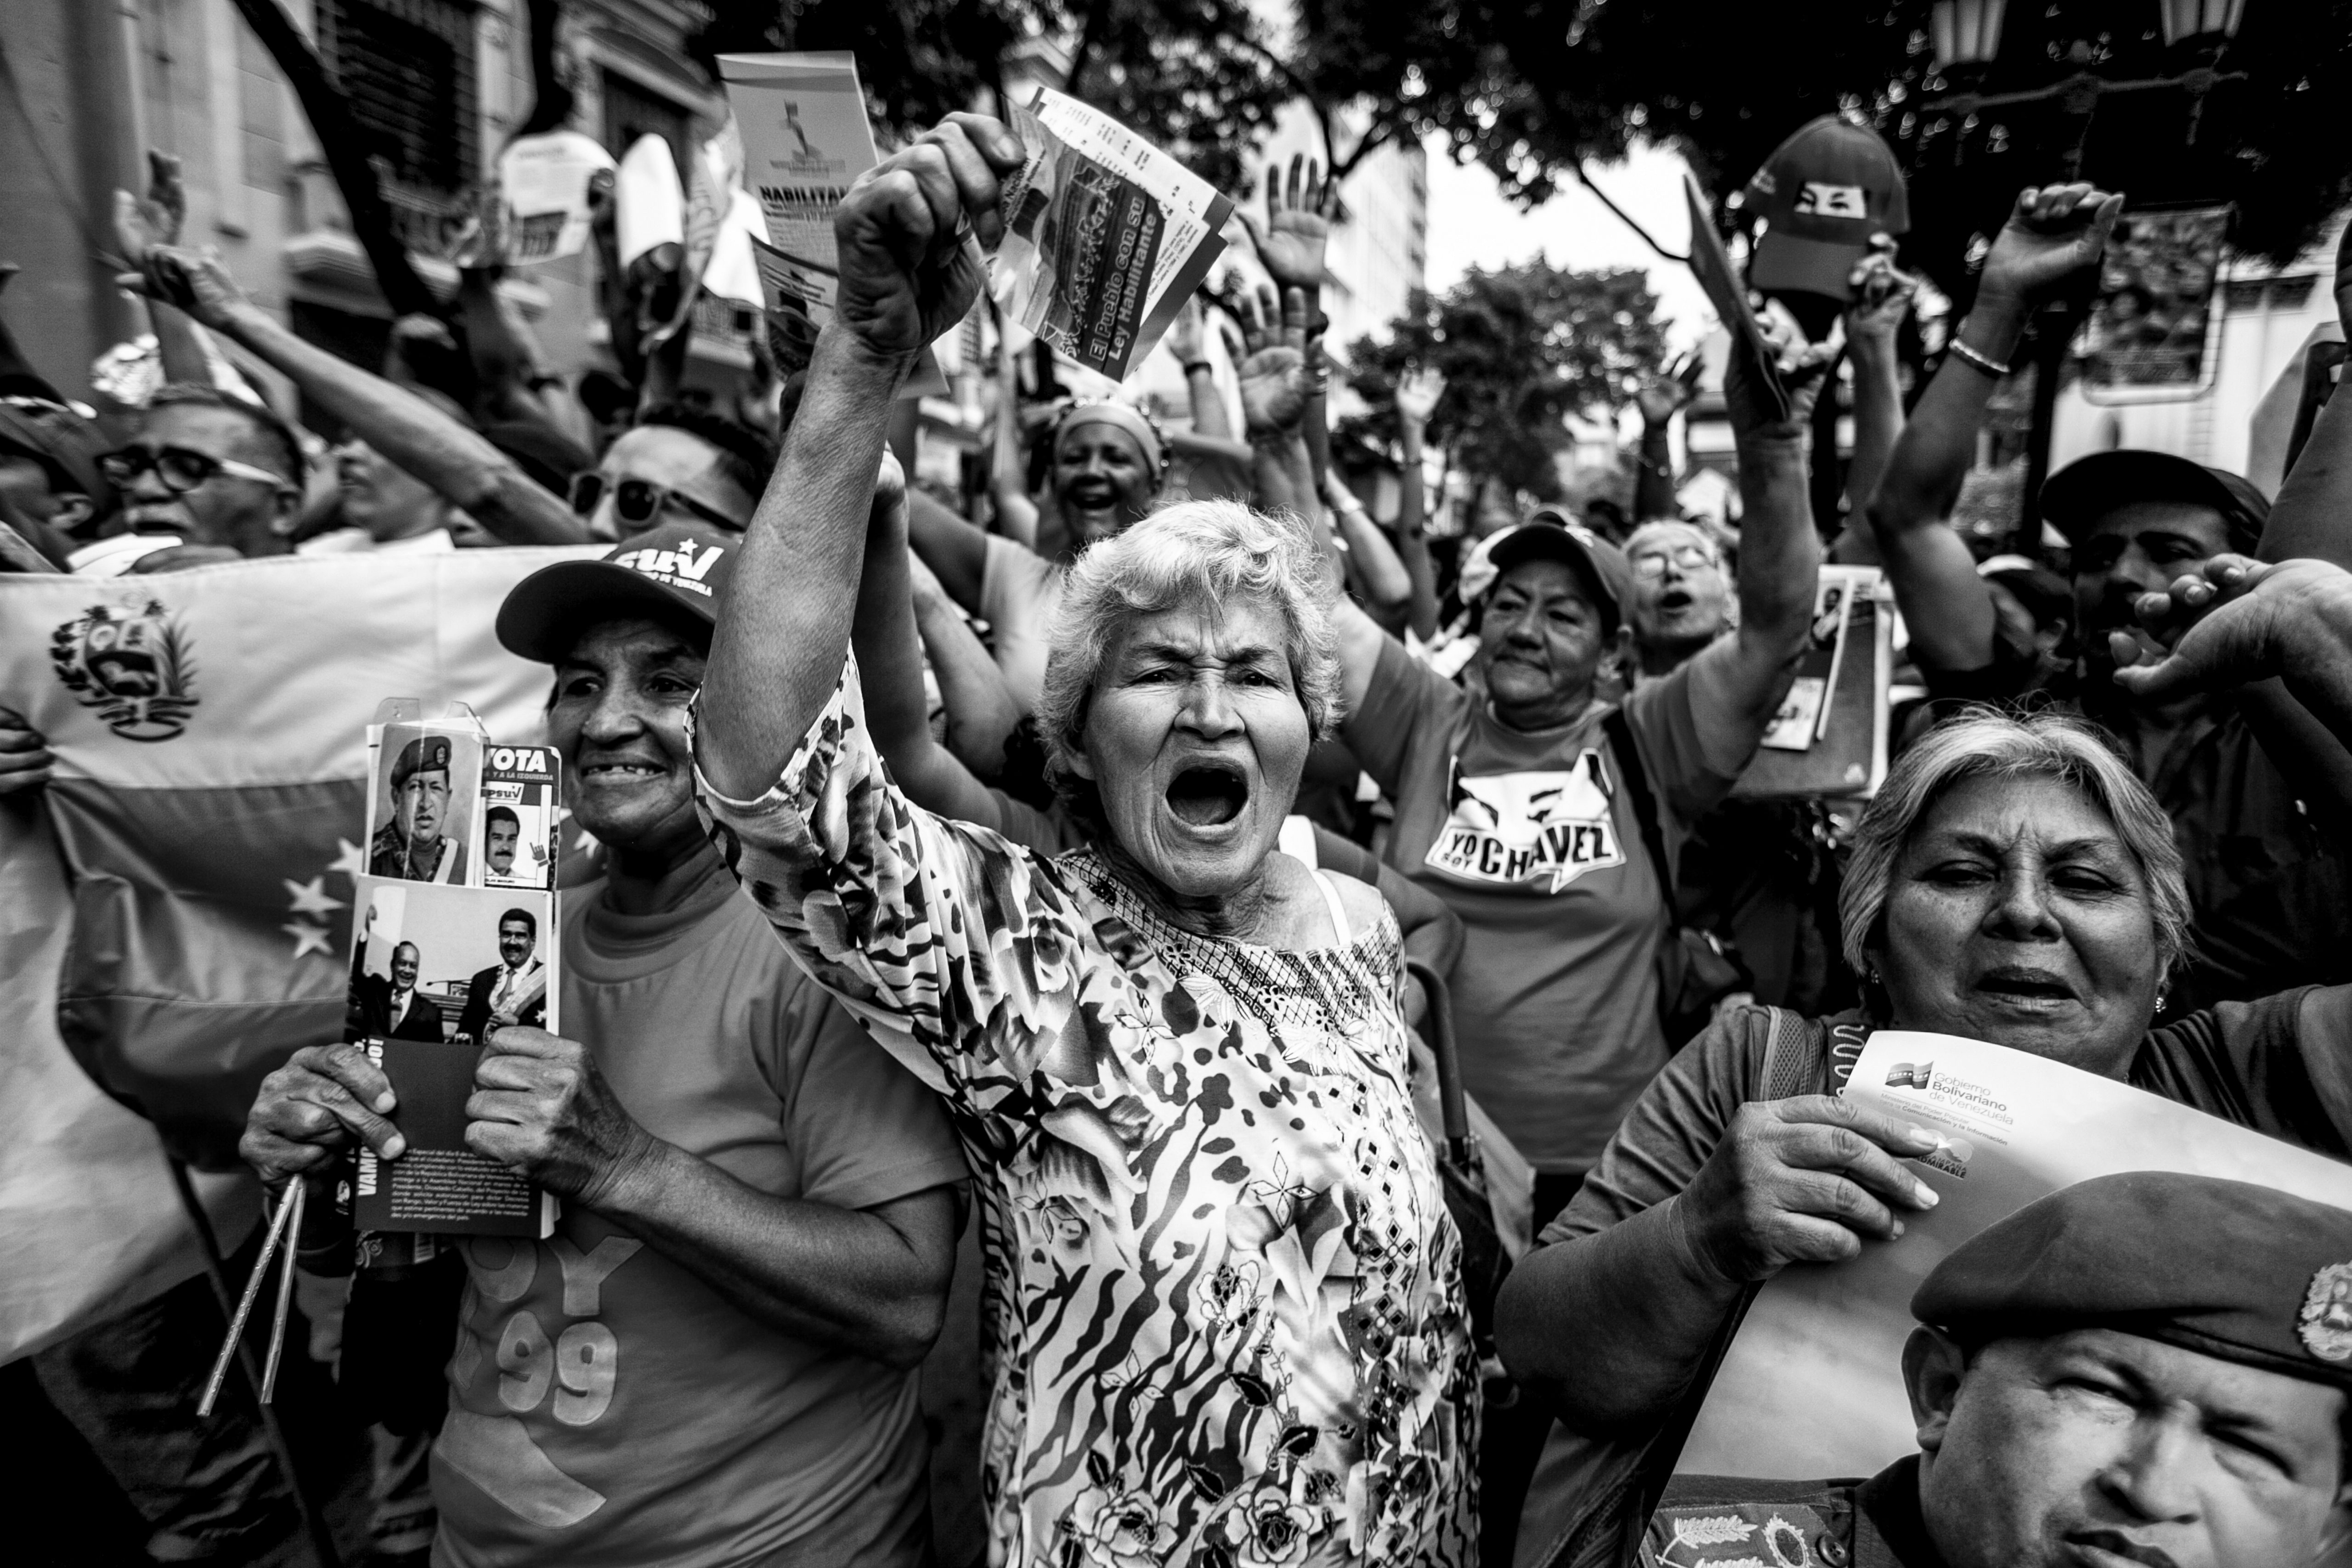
left=1684, top=174, right=1790, bottom=423
left=1679, top=1030, right=2352, bottom=1479
left=990, top=89, right=1234, bottom=380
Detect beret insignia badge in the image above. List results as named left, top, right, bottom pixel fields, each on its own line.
left=2300, top=1262, right=2352, bottom=1362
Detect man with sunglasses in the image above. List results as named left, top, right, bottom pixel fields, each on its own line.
left=99, top=383, right=305, bottom=571
left=568, top=405, right=775, bottom=541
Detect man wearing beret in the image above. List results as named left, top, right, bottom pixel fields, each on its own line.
left=1645, top=1172, right=2352, bottom=1568
left=370, top=734, right=468, bottom=882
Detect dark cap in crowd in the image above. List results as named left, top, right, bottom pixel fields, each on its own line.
left=1464, top=513, right=1634, bottom=633
left=497, top=521, right=735, bottom=663
left=0, top=396, right=113, bottom=512
left=1744, top=116, right=1911, bottom=302
left=2038, top=449, right=2270, bottom=557
left=1914, top=1171, right=2352, bottom=1389
left=390, top=736, right=452, bottom=789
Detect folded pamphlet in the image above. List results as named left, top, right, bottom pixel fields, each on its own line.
left=992, top=88, right=1233, bottom=380
left=353, top=1038, right=556, bottom=1238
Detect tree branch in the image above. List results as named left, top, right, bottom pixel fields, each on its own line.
left=226, top=0, right=440, bottom=320
left=1570, top=160, right=1688, bottom=265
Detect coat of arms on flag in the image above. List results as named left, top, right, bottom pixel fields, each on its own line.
left=0, top=546, right=597, bottom=1359
left=49, top=597, right=199, bottom=741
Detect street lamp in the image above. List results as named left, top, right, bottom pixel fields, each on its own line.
left=1931, top=0, right=2008, bottom=72
left=2159, top=0, right=2248, bottom=47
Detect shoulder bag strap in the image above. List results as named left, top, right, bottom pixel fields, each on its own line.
left=1601, top=706, right=1679, bottom=933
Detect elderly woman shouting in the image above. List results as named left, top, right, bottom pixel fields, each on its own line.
left=695, top=114, right=1475, bottom=1566
left=1499, top=699, right=2352, bottom=1568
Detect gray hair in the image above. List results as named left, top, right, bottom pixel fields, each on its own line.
left=1037, top=498, right=1343, bottom=799
left=1840, top=709, right=2191, bottom=982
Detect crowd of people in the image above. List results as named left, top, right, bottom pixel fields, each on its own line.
left=9, top=89, right=2352, bottom=1568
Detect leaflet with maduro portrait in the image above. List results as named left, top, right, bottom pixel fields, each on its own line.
left=347, top=700, right=561, bottom=1235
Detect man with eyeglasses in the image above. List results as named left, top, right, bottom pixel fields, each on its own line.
left=568, top=404, right=776, bottom=541
left=1623, top=520, right=1736, bottom=685
left=95, top=383, right=306, bottom=572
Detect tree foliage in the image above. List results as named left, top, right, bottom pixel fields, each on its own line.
left=686, top=0, right=1511, bottom=192
left=1341, top=262, right=1666, bottom=500
left=1446, top=0, right=2352, bottom=301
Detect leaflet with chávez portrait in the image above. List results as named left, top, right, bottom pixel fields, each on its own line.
left=347, top=702, right=559, bottom=1238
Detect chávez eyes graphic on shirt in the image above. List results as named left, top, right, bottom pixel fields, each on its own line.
left=1424, top=750, right=1625, bottom=893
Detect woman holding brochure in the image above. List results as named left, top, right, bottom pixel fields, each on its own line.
left=1498, top=698, right=2352, bottom=1567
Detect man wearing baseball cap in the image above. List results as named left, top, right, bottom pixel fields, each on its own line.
left=1863, top=179, right=2349, bottom=1016
left=240, top=519, right=968, bottom=1566
left=1640, top=1172, right=2352, bottom=1568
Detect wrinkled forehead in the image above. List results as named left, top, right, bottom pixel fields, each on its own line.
left=557, top=613, right=711, bottom=673
left=140, top=403, right=278, bottom=472
left=602, top=425, right=727, bottom=491
left=1103, top=594, right=1290, bottom=663
left=1055, top=419, right=1150, bottom=465
left=2076, top=499, right=2232, bottom=555
left=1624, top=521, right=1719, bottom=565
left=1493, top=556, right=1600, bottom=609
left=1908, top=770, right=2125, bottom=855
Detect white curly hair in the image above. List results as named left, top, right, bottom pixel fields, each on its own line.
left=1035, top=498, right=1344, bottom=804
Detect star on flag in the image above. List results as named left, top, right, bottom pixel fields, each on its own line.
left=282, top=842, right=362, bottom=960
left=282, top=876, right=346, bottom=918
left=280, top=920, right=335, bottom=959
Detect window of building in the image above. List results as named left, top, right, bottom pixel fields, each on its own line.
left=602, top=69, right=691, bottom=180
left=315, top=0, right=479, bottom=195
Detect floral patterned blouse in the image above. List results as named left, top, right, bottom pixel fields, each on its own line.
left=692, top=660, right=1476, bottom=1568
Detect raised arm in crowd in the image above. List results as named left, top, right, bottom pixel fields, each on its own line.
left=124, top=246, right=589, bottom=546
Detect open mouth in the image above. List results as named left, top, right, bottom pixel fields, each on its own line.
left=582, top=759, right=665, bottom=782
left=1658, top=589, right=1693, bottom=613
left=1166, top=764, right=1248, bottom=828
left=1976, top=966, right=2076, bottom=1006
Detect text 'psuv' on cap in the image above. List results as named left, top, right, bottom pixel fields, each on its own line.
left=495, top=521, right=737, bottom=665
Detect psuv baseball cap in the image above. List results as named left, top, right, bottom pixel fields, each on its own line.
left=497, top=521, right=736, bottom=663
left=1745, top=115, right=1911, bottom=302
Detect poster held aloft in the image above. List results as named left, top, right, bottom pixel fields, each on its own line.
left=990, top=88, right=1234, bottom=381
left=496, top=130, right=617, bottom=265
left=723, top=52, right=951, bottom=397
left=720, top=51, right=873, bottom=271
